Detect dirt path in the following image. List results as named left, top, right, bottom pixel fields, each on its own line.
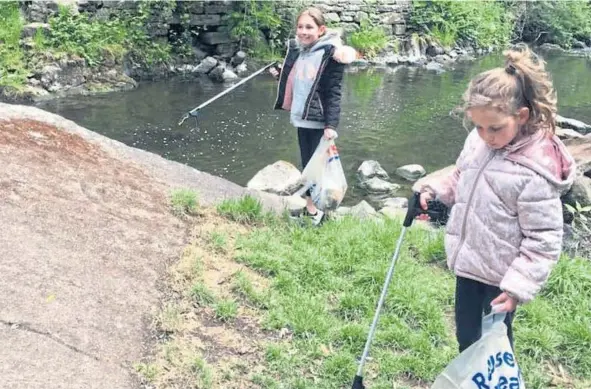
left=0, top=103, right=293, bottom=389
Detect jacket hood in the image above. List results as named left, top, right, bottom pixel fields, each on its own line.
left=505, top=130, right=576, bottom=194
left=295, top=30, right=357, bottom=64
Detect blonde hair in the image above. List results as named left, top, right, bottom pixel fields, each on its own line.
left=297, top=7, right=326, bottom=30
left=461, top=43, right=557, bottom=135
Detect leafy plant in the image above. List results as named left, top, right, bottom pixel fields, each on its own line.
left=565, top=201, right=591, bottom=233
left=410, top=0, right=514, bottom=49
left=347, top=19, right=388, bottom=59
left=46, top=4, right=127, bottom=67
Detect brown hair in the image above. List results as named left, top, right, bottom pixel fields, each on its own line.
left=461, top=43, right=557, bottom=135
left=297, top=7, right=326, bottom=29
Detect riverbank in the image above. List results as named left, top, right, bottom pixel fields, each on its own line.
left=1, top=100, right=589, bottom=388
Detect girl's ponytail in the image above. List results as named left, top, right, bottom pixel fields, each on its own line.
left=503, top=43, right=557, bottom=134
left=461, top=43, right=557, bottom=135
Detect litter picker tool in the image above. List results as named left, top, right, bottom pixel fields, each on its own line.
left=351, top=192, right=448, bottom=389
left=178, top=61, right=278, bottom=126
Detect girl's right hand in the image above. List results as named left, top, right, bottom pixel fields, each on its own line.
left=419, top=191, right=433, bottom=211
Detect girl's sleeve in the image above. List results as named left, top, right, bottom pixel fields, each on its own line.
left=319, top=58, right=345, bottom=130
left=500, top=176, right=563, bottom=303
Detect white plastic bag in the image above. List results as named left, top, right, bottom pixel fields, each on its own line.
left=297, top=137, right=347, bottom=211
left=431, top=312, right=526, bottom=389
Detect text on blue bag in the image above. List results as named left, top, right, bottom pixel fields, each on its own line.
left=471, top=351, right=522, bottom=389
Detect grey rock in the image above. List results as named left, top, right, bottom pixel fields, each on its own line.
left=358, top=160, right=389, bottom=180
left=247, top=160, right=302, bottom=195
left=396, top=164, right=426, bottom=181
left=195, top=57, right=218, bottom=74
left=361, top=177, right=400, bottom=194
left=350, top=200, right=378, bottom=220
left=556, top=115, right=591, bottom=134
left=231, top=50, right=247, bottom=66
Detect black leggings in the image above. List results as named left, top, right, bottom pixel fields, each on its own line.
left=297, top=127, right=324, bottom=197
left=455, top=276, right=516, bottom=353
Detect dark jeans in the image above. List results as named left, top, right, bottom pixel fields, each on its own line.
left=455, top=276, right=516, bottom=352
left=297, top=127, right=324, bottom=197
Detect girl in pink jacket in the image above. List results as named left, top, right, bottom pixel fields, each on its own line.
left=418, top=43, right=575, bottom=352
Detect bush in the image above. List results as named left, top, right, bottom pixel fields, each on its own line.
left=411, top=0, right=514, bottom=49
left=513, top=0, right=591, bottom=48
left=347, top=19, right=388, bottom=58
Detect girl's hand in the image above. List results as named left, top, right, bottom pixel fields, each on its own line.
left=324, top=128, right=338, bottom=140
left=491, top=292, right=518, bottom=313
left=269, top=66, right=280, bottom=78
left=419, top=191, right=433, bottom=211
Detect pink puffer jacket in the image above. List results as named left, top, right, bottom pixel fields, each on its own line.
left=421, top=129, right=575, bottom=303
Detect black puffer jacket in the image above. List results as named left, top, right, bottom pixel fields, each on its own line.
left=273, top=36, right=356, bottom=130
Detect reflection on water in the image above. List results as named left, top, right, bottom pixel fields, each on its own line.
left=35, top=51, right=591, bottom=204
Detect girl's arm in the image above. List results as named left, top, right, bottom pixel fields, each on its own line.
left=499, top=177, right=564, bottom=303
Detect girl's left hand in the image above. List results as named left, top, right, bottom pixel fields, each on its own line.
left=324, top=128, right=338, bottom=140
left=491, top=292, right=518, bottom=313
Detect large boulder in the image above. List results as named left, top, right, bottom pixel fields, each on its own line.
left=247, top=160, right=302, bottom=196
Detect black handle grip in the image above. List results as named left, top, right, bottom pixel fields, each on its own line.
left=403, top=192, right=449, bottom=227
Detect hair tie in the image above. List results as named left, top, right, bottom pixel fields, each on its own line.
left=505, top=64, right=517, bottom=75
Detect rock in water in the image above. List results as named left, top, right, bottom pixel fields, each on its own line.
left=396, top=164, right=426, bottom=181
left=357, top=160, right=389, bottom=180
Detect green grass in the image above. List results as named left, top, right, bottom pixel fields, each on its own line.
left=216, top=195, right=270, bottom=225
left=214, top=299, right=239, bottom=322
left=190, top=282, right=216, bottom=306
left=228, top=214, right=591, bottom=388
left=169, top=188, right=199, bottom=217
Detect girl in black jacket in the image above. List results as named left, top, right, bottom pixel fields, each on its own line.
left=270, top=7, right=356, bottom=225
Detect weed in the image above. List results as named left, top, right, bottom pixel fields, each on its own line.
left=170, top=188, right=199, bottom=217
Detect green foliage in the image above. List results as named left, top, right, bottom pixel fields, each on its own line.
left=0, top=2, right=28, bottom=92
left=229, top=0, right=282, bottom=60
left=347, top=19, right=388, bottom=58
left=565, top=201, right=591, bottom=234
left=411, top=0, right=514, bottom=49
left=513, top=0, right=591, bottom=48
left=46, top=5, right=127, bottom=67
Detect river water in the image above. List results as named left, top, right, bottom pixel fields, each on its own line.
left=35, top=51, right=591, bottom=205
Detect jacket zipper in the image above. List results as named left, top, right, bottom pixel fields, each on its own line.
left=449, top=150, right=497, bottom=267
left=303, top=52, right=331, bottom=120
